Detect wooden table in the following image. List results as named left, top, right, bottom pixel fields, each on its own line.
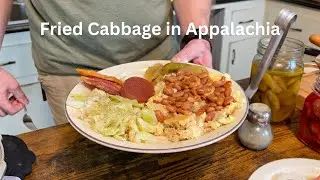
left=18, top=79, right=320, bottom=180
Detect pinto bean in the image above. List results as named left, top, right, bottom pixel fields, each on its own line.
left=206, top=107, right=216, bottom=113
left=199, top=72, right=209, bottom=79
left=161, top=99, right=170, bottom=105
left=188, top=83, right=195, bottom=88
left=205, top=112, right=216, bottom=122
left=191, top=89, right=197, bottom=96
left=171, top=96, right=178, bottom=101
left=164, top=87, right=174, bottom=96
left=204, top=86, right=213, bottom=94
left=182, top=110, right=192, bottom=116
left=214, top=91, right=221, bottom=96
left=165, top=76, right=176, bottom=83
left=197, top=83, right=204, bottom=89
left=207, top=94, right=218, bottom=102
left=213, top=77, right=227, bottom=87
left=206, top=80, right=213, bottom=86
left=181, top=102, right=193, bottom=111
left=175, top=102, right=183, bottom=107
left=217, top=97, right=224, bottom=106
left=216, top=106, right=223, bottom=111
left=169, top=82, right=175, bottom=87
left=187, top=97, right=196, bottom=103
left=173, top=83, right=181, bottom=91
left=224, top=97, right=234, bottom=106
left=197, top=89, right=205, bottom=95
left=155, top=110, right=165, bottom=122
left=216, top=87, right=225, bottom=93
left=183, top=89, right=190, bottom=93
left=183, top=76, right=190, bottom=81
left=177, top=109, right=192, bottom=115
left=166, top=105, right=176, bottom=113
left=177, top=75, right=184, bottom=81
left=189, top=76, right=197, bottom=82
left=168, top=100, right=176, bottom=105
left=195, top=95, right=202, bottom=101
left=196, top=108, right=206, bottom=116
left=181, top=85, right=187, bottom=91
left=179, top=96, right=188, bottom=102
left=200, top=77, right=208, bottom=85
left=173, top=91, right=184, bottom=98
left=195, top=78, right=201, bottom=86
left=213, top=81, right=221, bottom=87
left=209, top=103, right=217, bottom=107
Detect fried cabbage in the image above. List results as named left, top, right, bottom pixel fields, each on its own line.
left=70, top=89, right=167, bottom=143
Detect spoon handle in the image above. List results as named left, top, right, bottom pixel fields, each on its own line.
left=245, top=9, right=297, bottom=99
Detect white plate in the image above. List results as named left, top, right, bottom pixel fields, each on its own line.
left=65, top=60, right=249, bottom=153
left=249, top=158, right=320, bottom=180
left=0, top=135, right=7, bottom=179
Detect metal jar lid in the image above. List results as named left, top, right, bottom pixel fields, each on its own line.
left=247, top=103, right=271, bottom=124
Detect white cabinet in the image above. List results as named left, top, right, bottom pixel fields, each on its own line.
left=213, top=0, right=265, bottom=79
left=0, top=43, right=38, bottom=80
left=227, top=37, right=259, bottom=80
left=0, top=83, right=55, bottom=135
left=0, top=31, right=55, bottom=135
left=229, top=6, right=262, bottom=41
left=264, top=0, right=320, bottom=49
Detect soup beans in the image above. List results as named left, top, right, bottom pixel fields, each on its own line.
left=155, top=71, right=234, bottom=120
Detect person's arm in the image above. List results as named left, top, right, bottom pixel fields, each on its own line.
left=0, top=0, right=29, bottom=117
left=0, top=0, right=13, bottom=47
left=172, top=0, right=213, bottom=68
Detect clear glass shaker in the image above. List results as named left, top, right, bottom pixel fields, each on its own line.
left=238, top=103, right=273, bottom=151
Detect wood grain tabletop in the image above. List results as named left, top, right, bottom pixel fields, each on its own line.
left=18, top=79, right=320, bottom=180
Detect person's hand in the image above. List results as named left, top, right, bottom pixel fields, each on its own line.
left=0, top=68, right=28, bottom=117
left=172, top=39, right=212, bottom=68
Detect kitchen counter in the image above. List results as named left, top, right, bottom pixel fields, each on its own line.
left=17, top=79, right=320, bottom=180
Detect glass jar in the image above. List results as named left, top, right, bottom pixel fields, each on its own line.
left=250, top=37, right=305, bottom=123
left=298, top=76, right=320, bottom=153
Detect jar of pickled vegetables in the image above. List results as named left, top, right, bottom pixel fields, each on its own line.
left=298, top=76, right=320, bottom=153
left=250, top=37, right=305, bottom=123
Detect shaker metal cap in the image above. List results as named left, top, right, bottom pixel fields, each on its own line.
left=247, top=103, right=271, bottom=124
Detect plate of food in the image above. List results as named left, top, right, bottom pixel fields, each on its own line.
left=65, top=60, right=249, bottom=153
left=249, top=158, right=320, bottom=180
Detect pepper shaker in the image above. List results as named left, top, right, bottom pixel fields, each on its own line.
left=238, top=103, right=273, bottom=151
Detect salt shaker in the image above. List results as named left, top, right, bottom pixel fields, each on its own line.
left=238, top=103, right=273, bottom=151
